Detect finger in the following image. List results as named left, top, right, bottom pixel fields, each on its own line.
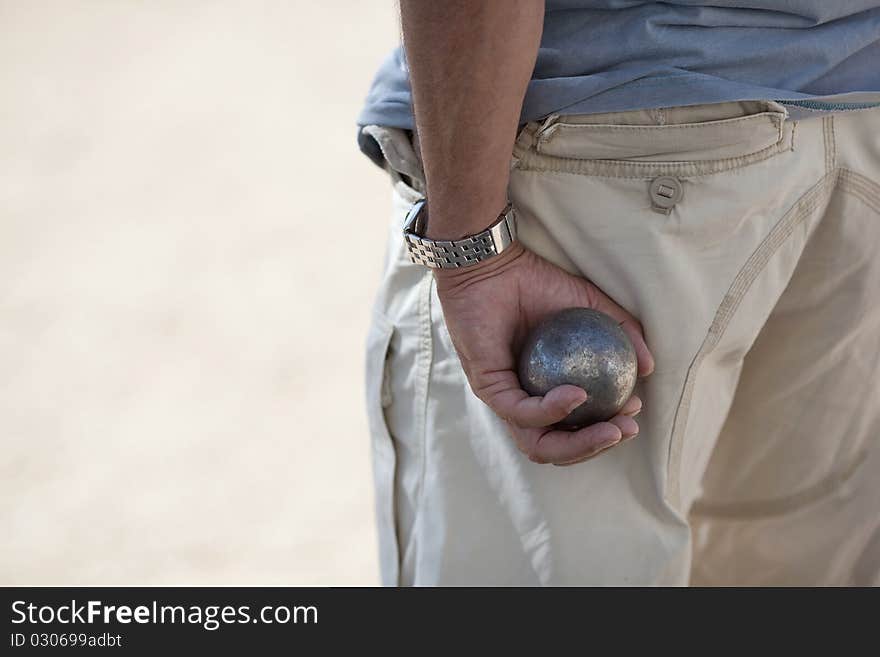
left=543, top=416, right=638, bottom=466
left=529, top=422, right=622, bottom=465
left=619, top=395, right=642, bottom=417
left=591, top=300, right=655, bottom=377
left=610, top=315, right=654, bottom=377
left=553, top=441, right=620, bottom=466
left=608, top=414, right=639, bottom=440
left=505, top=420, right=535, bottom=457
left=478, top=370, right=588, bottom=428
left=621, top=320, right=655, bottom=378
left=552, top=412, right=640, bottom=466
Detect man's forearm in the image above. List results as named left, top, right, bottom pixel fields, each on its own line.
left=400, top=0, right=544, bottom=240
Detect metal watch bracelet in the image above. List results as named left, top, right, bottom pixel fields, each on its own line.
left=402, top=199, right=518, bottom=269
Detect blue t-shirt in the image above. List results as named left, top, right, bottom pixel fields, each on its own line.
left=357, top=0, right=880, bottom=134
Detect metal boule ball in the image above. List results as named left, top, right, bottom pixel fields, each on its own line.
left=517, top=307, right=638, bottom=430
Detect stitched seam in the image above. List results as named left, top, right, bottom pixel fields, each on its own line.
left=839, top=167, right=880, bottom=192
left=514, top=120, right=791, bottom=180
left=821, top=117, right=827, bottom=172
left=413, top=271, right=433, bottom=521
left=543, top=111, right=782, bottom=139
left=822, top=117, right=832, bottom=174
left=839, top=168, right=880, bottom=210
left=841, top=177, right=880, bottom=212
left=690, top=448, right=868, bottom=519
left=546, top=110, right=785, bottom=139
left=665, top=170, right=839, bottom=509
left=829, top=115, right=837, bottom=171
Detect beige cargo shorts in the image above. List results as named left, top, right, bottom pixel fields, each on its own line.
left=363, top=99, right=880, bottom=585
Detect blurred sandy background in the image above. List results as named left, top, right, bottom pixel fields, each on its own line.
left=0, top=1, right=398, bottom=584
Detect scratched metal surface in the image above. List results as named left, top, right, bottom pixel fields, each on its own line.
left=519, top=308, right=638, bottom=428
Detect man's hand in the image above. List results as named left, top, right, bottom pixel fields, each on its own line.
left=434, top=241, right=654, bottom=466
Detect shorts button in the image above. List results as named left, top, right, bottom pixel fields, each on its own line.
left=649, top=176, right=683, bottom=214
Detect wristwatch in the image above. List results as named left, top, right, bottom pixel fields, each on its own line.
left=402, top=199, right=518, bottom=269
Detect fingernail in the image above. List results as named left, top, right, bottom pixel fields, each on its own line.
left=566, top=396, right=587, bottom=414
left=622, top=430, right=639, bottom=442
left=624, top=408, right=641, bottom=417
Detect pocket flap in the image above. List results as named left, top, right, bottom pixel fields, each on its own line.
left=537, top=111, right=785, bottom=162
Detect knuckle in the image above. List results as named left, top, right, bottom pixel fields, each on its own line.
left=472, top=387, right=491, bottom=406
left=469, top=381, right=496, bottom=409
left=473, top=376, right=511, bottom=408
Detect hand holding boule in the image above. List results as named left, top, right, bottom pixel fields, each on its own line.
left=433, top=241, right=654, bottom=465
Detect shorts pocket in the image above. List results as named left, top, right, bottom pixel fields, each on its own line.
left=513, top=100, right=794, bottom=179
left=364, top=310, right=399, bottom=586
